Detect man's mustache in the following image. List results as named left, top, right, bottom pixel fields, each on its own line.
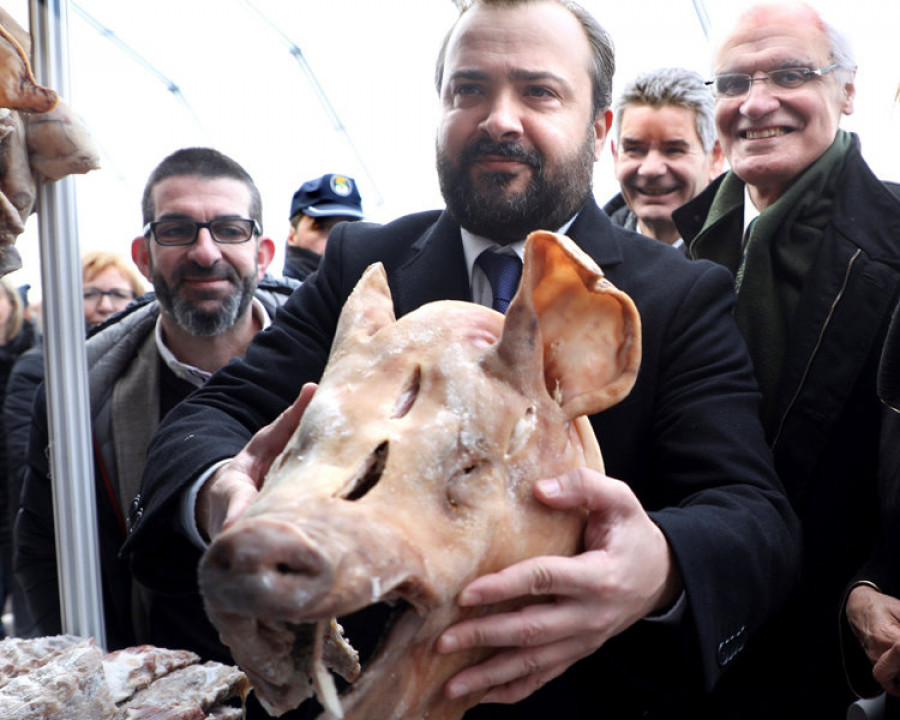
left=460, top=139, right=542, bottom=170
left=172, top=262, right=238, bottom=289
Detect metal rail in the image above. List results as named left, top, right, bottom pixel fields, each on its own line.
left=30, top=0, right=106, bottom=648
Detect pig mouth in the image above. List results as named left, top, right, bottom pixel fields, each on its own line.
left=317, top=599, right=417, bottom=716
left=239, top=589, right=427, bottom=718
left=200, top=523, right=435, bottom=720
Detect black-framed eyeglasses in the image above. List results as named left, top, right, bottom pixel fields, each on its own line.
left=706, top=64, right=842, bottom=98
left=143, top=218, right=261, bottom=246
left=83, top=288, right=136, bottom=305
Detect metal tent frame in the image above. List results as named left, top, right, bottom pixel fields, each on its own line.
left=29, top=0, right=105, bottom=646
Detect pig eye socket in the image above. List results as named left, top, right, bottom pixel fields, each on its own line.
left=344, top=441, right=389, bottom=501
left=392, top=366, right=421, bottom=419
left=446, top=460, right=490, bottom=509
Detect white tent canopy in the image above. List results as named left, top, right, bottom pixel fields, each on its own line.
left=9, top=0, right=899, bottom=299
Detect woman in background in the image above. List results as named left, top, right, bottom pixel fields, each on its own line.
left=1, top=251, right=145, bottom=637
left=0, top=277, right=38, bottom=638
left=81, top=250, right=146, bottom=329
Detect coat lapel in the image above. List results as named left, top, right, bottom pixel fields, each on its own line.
left=566, top=199, right=627, bottom=270
left=386, top=201, right=625, bottom=317
left=390, top=211, right=472, bottom=316
left=772, top=147, right=900, bottom=502
left=111, top=331, right=160, bottom=523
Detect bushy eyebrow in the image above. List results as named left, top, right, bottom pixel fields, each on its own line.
left=446, top=68, right=490, bottom=85
left=155, top=212, right=245, bottom=221
left=446, top=68, right=573, bottom=93
left=509, top=68, right=571, bottom=91
left=620, top=137, right=691, bottom=149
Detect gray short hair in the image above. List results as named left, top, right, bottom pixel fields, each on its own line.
left=435, top=0, right=616, bottom=118
left=821, top=14, right=856, bottom=78
left=614, top=68, right=717, bottom=154
left=141, top=147, right=263, bottom=231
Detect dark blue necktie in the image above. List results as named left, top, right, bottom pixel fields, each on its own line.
left=476, top=249, right=522, bottom=313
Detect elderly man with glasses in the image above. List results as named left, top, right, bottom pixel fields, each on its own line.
left=672, top=3, right=900, bottom=717
left=13, top=148, right=298, bottom=663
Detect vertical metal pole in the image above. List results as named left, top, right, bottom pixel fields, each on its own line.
left=29, top=0, right=106, bottom=647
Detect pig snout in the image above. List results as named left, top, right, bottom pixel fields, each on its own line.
left=200, top=519, right=335, bottom=621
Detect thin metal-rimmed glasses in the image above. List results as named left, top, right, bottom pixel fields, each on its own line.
left=83, top=288, right=136, bottom=306
left=706, top=64, right=842, bottom=98
left=143, top=218, right=261, bottom=246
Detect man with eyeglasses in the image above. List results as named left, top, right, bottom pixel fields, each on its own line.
left=80, top=250, right=146, bottom=328
left=14, top=148, right=299, bottom=669
left=672, top=3, right=900, bottom=717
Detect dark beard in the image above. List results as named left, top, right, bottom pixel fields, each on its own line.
left=436, top=128, right=595, bottom=245
left=152, top=260, right=257, bottom=337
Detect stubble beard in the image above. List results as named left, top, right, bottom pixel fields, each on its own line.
left=436, top=125, right=596, bottom=246
left=152, top=260, right=257, bottom=337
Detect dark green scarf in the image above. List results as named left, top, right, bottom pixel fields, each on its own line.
left=691, top=130, right=852, bottom=435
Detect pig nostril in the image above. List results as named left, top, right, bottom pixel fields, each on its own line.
left=276, top=562, right=300, bottom=575
left=344, top=441, right=389, bottom=501
left=204, top=541, right=233, bottom=572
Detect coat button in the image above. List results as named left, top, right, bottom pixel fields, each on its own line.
left=717, top=641, right=730, bottom=667
left=717, top=626, right=747, bottom=667
left=128, top=505, right=143, bottom=533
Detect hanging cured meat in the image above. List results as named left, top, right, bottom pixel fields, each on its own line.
left=0, top=6, right=100, bottom=275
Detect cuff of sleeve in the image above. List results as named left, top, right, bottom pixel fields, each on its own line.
left=840, top=580, right=884, bottom=699
left=644, top=589, right=687, bottom=624
left=179, top=460, right=230, bottom=551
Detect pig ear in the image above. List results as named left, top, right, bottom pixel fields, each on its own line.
left=499, top=231, right=641, bottom=420
left=330, top=262, right=396, bottom=357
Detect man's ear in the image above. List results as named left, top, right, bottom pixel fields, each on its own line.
left=257, top=235, right=276, bottom=279
left=131, top=235, right=152, bottom=282
left=841, top=71, right=856, bottom=116
left=708, top=139, right=726, bottom=180
left=593, top=109, right=613, bottom=161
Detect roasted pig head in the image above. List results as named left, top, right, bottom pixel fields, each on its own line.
left=199, top=230, right=642, bottom=719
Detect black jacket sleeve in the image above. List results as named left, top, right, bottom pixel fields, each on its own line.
left=12, top=379, right=63, bottom=637
left=2, top=345, right=44, bottom=548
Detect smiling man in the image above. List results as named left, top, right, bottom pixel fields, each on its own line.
left=14, top=148, right=299, bottom=661
left=605, top=67, right=724, bottom=249
left=673, top=3, right=900, bottom=717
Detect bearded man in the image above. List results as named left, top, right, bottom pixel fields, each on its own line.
left=14, top=147, right=298, bottom=653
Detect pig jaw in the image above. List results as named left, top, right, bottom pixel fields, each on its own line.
left=333, top=604, right=490, bottom=720
left=199, top=503, right=450, bottom=717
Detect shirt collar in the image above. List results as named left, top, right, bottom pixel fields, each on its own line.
left=460, top=214, right=578, bottom=289
left=155, top=297, right=271, bottom=387
left=743, top=184, right=761, bottom=232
